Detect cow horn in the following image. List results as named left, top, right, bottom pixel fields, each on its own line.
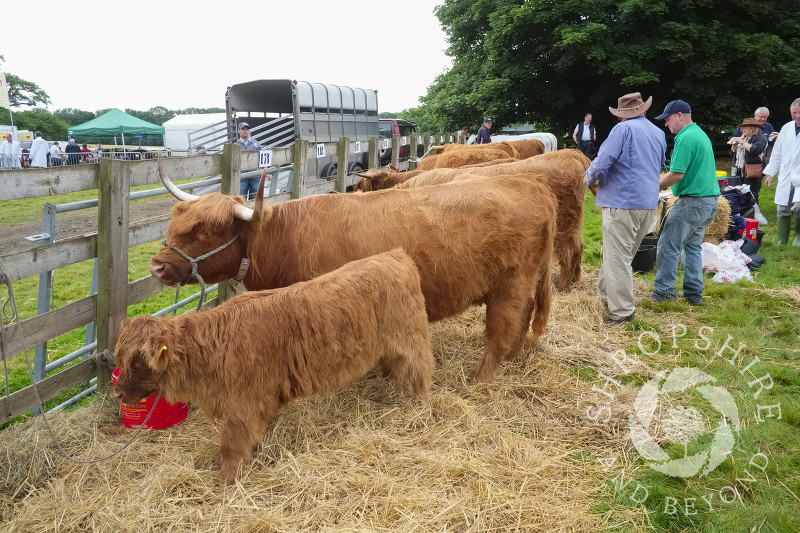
left=233, top=204, right=255, bottom=221
left=158, top=153, right=199, bottom=202
left=353, top=172, right=372, bottom=178
left=250, top=168, right=267, bottom=221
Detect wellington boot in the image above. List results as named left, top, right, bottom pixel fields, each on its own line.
left=793, top=216, right=800, bottom=247
left=777, top=216, right=791, bottom=245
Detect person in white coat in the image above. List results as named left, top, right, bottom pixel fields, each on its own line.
left=0, top=133, right=22, bottom=169
left=764, top=98, right=800, bottom=246
left=28, top=131, right=49, bottom=168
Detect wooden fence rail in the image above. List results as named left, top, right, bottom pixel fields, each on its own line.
left=0, top=133, right=460, bottom=425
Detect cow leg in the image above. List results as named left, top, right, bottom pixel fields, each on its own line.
left=556, top=233, right=583, bottom=292
left=530, top=256, right=553, bottom=338
left=380, top=338, right=434, bottom=405
left=217, top=413, right=271, bottom=484
left=504, top=254, right=553, bottom=362
left=474, top=282, right=532, bottom=383
left=505, top=297, right=536, bottom=362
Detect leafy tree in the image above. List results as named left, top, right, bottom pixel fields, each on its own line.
left=397, top=106, right=447, bottom=135
left=0, top=108, right=68, bottom=139
left=125, top=106, right=175, bottom=126
left=54, top=108, right=97, bottom=126
left=4, top=73, right=51, bottom=108
left=179, top=107, right=225, bottom=114
left=430, top=0, right=800, bottom=139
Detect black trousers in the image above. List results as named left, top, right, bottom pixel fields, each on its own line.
left=577, top=140, right=592, bottom=157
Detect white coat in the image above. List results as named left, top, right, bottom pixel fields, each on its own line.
left=763, top=120, right=800, bottom=206
left=28, top=136, right=49, bottom=168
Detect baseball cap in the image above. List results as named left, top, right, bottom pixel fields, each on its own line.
left=238, top=121, right=250, bottom=129
left=654, top=100, right=691, bottom=120
left=483, top=117, right=493, bottom=123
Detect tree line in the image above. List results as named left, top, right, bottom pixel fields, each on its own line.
left=395, top=0, right=800, bottom=142
left=6, top=3, right=800, bottom=147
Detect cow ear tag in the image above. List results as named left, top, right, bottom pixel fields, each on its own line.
left=160, top=346, right=167, bottom=354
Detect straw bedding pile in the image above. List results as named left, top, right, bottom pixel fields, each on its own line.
left=664, top=195, right=732, bottom=244
left=1, top=272, right=652, bottom=532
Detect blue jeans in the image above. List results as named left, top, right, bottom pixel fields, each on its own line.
left=653, top=196, right=718, bottom=300
left=240, top=176, right=260, bottom=200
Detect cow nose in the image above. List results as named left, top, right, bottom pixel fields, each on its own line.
left=149, top=262, right=165, bottom=277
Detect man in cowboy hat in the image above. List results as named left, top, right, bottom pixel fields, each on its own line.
left=651, top=99, right=719, bottom=305
left=585, top=92, right=666, bottom=325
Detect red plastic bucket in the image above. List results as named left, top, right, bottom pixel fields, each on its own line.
left=111, top=367, right=188, bottom=430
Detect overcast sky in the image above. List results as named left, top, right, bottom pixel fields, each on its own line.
left=2, top=0, right=452, bottom=114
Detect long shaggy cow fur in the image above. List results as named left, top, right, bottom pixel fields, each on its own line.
left=415, top=147, right=512, bottom=170
left=440, top=141, right=522, bottom=160
left=354, top=159, right=518, bottom=193
left=398, top=149, right=590, bottom=292
left=508, top=139, right=546, bottom=159
left=352, top=169, right=426, bottom=192
left=150, top=176, right=557, bottom=383
left=117, top=250, right=434, bottom=484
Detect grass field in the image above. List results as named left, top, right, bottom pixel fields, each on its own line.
left=1, top=162, right=799, bottom=531
left=578, top=169, right=800, bottom=532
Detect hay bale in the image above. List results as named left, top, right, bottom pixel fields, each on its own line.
left=664, top=195, right=731, bottom=244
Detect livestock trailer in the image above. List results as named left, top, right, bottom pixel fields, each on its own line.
left=224, top=79, right=379, bottom=179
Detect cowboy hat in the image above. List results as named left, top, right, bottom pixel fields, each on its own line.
left=736, top=117, right=762, bottom=130
left=609, top=92, right=653, bottom=118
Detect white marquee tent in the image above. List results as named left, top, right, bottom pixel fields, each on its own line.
left=163, top=113, right=229, bottom=153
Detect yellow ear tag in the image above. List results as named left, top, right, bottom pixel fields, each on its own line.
left=160, top=346, right=167, bottom=354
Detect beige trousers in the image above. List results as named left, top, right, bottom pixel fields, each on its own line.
left=597, top=207, right=656, bottom=320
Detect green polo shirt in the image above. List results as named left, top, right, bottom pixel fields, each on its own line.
left=669, top=122, right=719, bottom=197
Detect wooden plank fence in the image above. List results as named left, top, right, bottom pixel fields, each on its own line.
left=0, top=132, right=460, bottom=425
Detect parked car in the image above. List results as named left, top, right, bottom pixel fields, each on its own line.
left=379, top=119, right=419, bottom=164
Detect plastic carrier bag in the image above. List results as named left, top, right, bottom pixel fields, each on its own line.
left=701, top=240, right=753, bottom=283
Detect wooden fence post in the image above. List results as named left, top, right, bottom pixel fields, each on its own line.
left=96, top=158, right=130, bottom=391
left=292, top=140, right=309, bottom=200
left=409, top=132, right=419, bottom=170
left=218, top=144, right=242, bottom=304
left=336, top=137, right=349, bottom=193
left=221, top=143, right=241, bottom=196
left=368, top=137, right=380, bottom=170
left=391, top=134, right=401, bottom=168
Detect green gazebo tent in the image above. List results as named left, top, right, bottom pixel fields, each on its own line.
left=67, top=108, right=165, bottom=153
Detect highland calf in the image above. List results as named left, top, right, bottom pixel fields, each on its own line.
left=116, top=249, right=434, bottom=484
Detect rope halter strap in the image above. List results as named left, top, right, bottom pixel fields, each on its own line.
left=162, top=235, right=239, bottom=309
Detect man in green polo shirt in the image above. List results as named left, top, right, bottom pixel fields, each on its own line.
left=651, top=100, right=719, bottom=305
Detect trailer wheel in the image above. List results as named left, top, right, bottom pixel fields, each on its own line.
left=347, top=161, right=365, bottom=174
left=320, top=162, right=337, bottom=179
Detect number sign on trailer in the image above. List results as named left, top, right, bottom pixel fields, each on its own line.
left=316, top=144, right=326, bottom=158
left=382, top=139, right=390, bottom=149
left=353, top=141, right=361, bottom=153
left=259, top=149, right=273, bottom=168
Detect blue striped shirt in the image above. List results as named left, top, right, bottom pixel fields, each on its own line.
left=586, top=115, right=666, bottom=209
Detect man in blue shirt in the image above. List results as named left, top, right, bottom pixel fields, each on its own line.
left=585, top=92, right=666, bottom=325
left=475, top=118, right=492, bottom=144
left=235, top=121, right=264, bottom=200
